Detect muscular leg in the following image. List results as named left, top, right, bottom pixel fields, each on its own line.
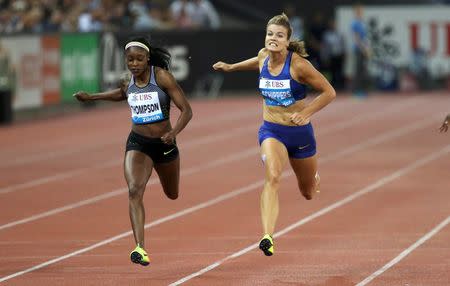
left=154, top=156, right=180, bottom=200
left=260, top=138, right=289, bottom=236
left=124, top=150, right=153, bottom=247
left=289, top=154, right=319, bottom=200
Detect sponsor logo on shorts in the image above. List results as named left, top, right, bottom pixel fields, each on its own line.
left=298, top=144, right=310, bottom=150
left=164, top=148, right=176, bottom=155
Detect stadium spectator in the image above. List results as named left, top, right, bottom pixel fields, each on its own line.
left=306, top=11, right=326, bottom=69
left=283, top=2, right=304, bottom=40
left=170, top=0, right=195, bottom=28
left=129, top=0, right=163, bottom=30
left=191, top=0, right=221, bottom=29
left=350, top=3, right=371, bottom=97
left=321, top=18, right=345, bottom=90
left=0, top=41, right=14, bottom=124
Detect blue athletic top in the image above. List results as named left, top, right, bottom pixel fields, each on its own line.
left=259, top=51, right=307, bottom=107
left=351, top=19, right=367, bottom=51
left=126, top=66, right=171, bottom=124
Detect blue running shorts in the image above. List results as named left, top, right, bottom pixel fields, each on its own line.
left=258, top=120, right=316, bottom=159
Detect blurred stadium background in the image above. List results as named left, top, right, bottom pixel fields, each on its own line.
left=0, top=0, right=449, bottom=124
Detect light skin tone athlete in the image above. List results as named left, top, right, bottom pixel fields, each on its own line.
left=73, top=37, right=192, bottom=265
left=213, top=14, right=335, bottom=256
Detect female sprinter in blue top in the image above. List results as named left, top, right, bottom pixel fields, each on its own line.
left=74, top=37, right=193, bottom=266
left=213, top=13, right=336, bottom=256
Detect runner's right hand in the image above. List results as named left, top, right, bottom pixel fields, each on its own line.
left=212, top=61, right=231, bottom=72
left=73, top=91, right=91, bottom=102
left=439, top=119, right=449, bottom=133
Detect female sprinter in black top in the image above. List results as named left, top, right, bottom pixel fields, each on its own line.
left=74, top=37, right=192, bottom=266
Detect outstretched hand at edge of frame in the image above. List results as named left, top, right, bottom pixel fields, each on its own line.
left=439, top=114, right=449, bottom=133
left=73, top=91, right=91, bottom=102
left=212, top=61, right=231, bottom=72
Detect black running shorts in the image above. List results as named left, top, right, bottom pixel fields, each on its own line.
left=125, top=131, right=179, bottom=164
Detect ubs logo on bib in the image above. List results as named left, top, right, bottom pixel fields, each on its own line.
left=140, top=94, right=153, bottom=100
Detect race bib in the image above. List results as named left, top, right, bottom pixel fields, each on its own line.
left=128, top=92, right=164, bottom=124
left=259, top=79, right=295, bottom=106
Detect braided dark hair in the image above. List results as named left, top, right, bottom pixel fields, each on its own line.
left=125, top=37, right=172, bottom=70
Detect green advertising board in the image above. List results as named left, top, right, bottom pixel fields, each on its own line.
left=61, top=33, right=99, bottom=102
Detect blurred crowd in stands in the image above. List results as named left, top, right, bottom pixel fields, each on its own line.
left=0, top=0, right=447, bottom=93
left=0, top=0, right=381, bottom=92
left=0, top=0, right=221, bottom=33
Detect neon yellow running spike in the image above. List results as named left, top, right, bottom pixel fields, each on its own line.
left=130, top=245, right=150, bottom=266
left=259, top=234, right=274, bottom=256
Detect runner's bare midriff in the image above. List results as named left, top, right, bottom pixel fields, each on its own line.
left=262, top=99, right=309, bottom=126
left=132, top=119, right=172, bottom=138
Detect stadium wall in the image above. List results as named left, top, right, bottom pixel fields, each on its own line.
left=1, top=29, right=265, bottom=111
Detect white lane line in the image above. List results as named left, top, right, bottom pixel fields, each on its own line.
left=356, top=215, right=450, bottom=286
left=0, top=108, right=260, bottom=168
left=0, top=124, right=256, bottom=195
left=0, top=122, right=443, bottom=283
left=0, top=148, right=258, bottom=231
left=0, top=95, right=410, bottom=169
left=0, top=116, right=439, bottom=231
left=0, top=179, right=264, bottom=283
left=318, top=97, right=422, bottom=134
left=169, top=145, right=450, bottom=286
left=0, top=98, right=423, bottom=195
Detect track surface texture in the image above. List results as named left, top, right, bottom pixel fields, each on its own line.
left=1, top=92, right=449, bottom=286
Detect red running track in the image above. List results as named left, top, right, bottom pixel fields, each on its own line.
left=0, top=92, right=449, bottom=286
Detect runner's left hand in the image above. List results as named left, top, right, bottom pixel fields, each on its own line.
left=290, top=112, right=310, bottom=126
left=161, top=131, right=176, bottom=144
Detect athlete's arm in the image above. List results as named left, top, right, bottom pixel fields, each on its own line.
left=73, top=73, right=128, bottom=102
left=290, top=55, right=336, bottom=125
left=155, top=67, right=193, bottom=144
left=212, top=48, right=269, bottom=72
left=212, top=56, right=259, bottom=72
left=439, top=114, right=449, bottom=133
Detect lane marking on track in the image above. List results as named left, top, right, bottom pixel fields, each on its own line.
left=0, top=124, right=256, bottom=195
left=169, top=145, right=450, bottom=285
left=356, top=215, right=450, bottom=286
left=0, top=121, right=444, bottom=282
left=0, top=115, right=439, bottom=232
left=0, top=98, right=423, bottom=195
left=0, top=108, right=261, bottom=168
left=0, top=112, right=439, bottom=231
left=0, top=148, right=258, bottom=231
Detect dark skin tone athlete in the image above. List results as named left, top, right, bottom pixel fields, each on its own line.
left=74, top=46, right=192, bottom=249
left=439, top=114, right=449, bottom=133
